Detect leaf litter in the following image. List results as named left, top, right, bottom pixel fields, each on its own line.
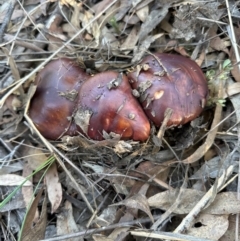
left=0, top=0, right=240, bottom=241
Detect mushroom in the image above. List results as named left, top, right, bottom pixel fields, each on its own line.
left=127, top=53, right=208, bottom=127
left=76, top=71, right=150, bottom=141
left=29, top=58, right=89, bottom=140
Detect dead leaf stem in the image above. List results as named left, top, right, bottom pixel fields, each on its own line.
left=174, top=165, right=234, bottom=234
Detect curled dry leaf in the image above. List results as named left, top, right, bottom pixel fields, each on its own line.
left=56, top=201, right=80, bottom=241
left=148, top=189, right=205, bottom=214
left=45, top=162, right=62, bottom=213
left=112, top=193, right=154, bottom=223
left=186, top=213, right=229, bottom=241
left=21, top=188, right=47, bottom=241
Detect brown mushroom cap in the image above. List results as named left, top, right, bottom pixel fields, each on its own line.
left=76, top=71, right=150, bottom=141
left=127, top=53, right=208, bottom=127
left=29, top=58, right=89, bottom=140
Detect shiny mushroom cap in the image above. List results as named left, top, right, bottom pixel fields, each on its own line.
left=76, top=71, right=150, bottom=141
left=29, top=58, right=89, bottom=140
left=127, top=53, right=208, bottom=127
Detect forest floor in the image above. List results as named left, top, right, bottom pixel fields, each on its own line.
left=0, top=0, right=240, bottom=240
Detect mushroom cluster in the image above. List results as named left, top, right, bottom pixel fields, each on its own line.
left=29, top=53, right=208, bottom=142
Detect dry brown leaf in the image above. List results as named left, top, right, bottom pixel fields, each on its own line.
left=112, top=193, right=154, bottom=223
left=186, top=213, right=229, bottom=241
left=81, top=10, right=100, bottom=44
left=138, top=5, right=169, bottom=41
left=0, top=174, right=32, bottom=186
left=23, top=148, right=62, bottom=212
left=204, top=192, right=240, bottom=215
left=0, top=187, right=26, bottom=212
left=108, top=227, right=130, bottom=240
left=149, top=189, right=240, bottom=216
left=0, top=161, right=23, bottom=175
left=69, top=1, right=82, bottom=28
left=24, top=148, right=49, bottom=170
left=115, top=0, right=131, bottom=21
left=173, top=46, right=190, bottom=57
left=132, top=33, right=164, bottom=63
left=220, top=215, right=240, bottom=241
left=121, top=25, right=139, bottom=55
left=92, top=234, right=113, bottom=241
left=136, top=5, right=149, bottom=22
left=130, top=161, right=170, bottom=196
left=21, top=188, right=47, bottom=241
left=56, top=201, right=80, bottom=241
left=223, top=82, right=240, bottom=98
left=46, top=14, right=68, bottom=52
left=92, top=0, right=113, bottom=15
left=22, top=163, right=39, bottom=223
left=190, top=155, right=237, bottom=180
left=208, top=25, right=229, bottom=55
left=123, top=14, right=139, bottom=25
left=94, top=206, right=117, bottom=227
left=5, top=95, right=22, bottom=112
left=195, top=50, right=206, bottom=67
left=45, top=162, right=62, bottom=213
left=148, top=189, right=205, bottom=214
left=210, top=37, right=229, bottom=54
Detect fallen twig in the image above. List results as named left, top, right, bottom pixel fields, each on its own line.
left=174, top=165, right=234, bottom=233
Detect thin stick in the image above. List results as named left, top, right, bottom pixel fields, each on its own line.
left=174, top=165, right=234, bottom=233
left=226, top=0, right=240, bottom=72
left=40, top=215, right=162, bottom=241
left=131, top=230, right=214, bottom=241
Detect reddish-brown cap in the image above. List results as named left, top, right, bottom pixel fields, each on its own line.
left=127, top=53, right=208, bottom=127
left=29, top=58, right=89, bottom=140
left=76, top=71, right=150, bottom=141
